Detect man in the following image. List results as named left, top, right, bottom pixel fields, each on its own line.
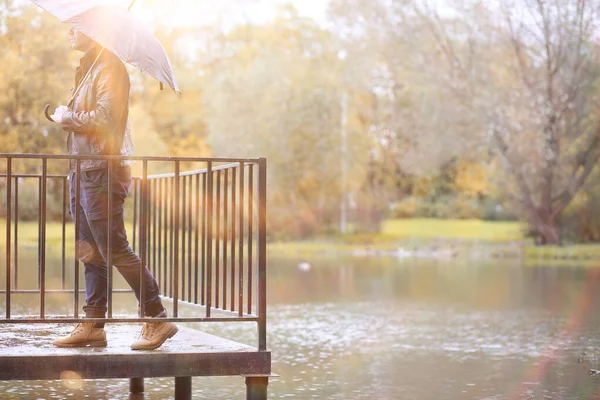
left=51, top=28, right=177, bottom=350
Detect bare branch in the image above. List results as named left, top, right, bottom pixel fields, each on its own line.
left=551, top=129, right=600, bottom=217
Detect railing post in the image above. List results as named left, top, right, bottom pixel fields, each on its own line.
left=173, top=161, right=180, bottom=317
left=13, top=175, right=18, bottom=290
left=5, top=157, right=11, bottom=319
left=61, top=177, right=67, bottom=290
left=247, top=164, right=253, bottom=315
left=238, top=162, right=244, bottom=317
left=132, top=177, right=138, bottom=252
left=206, top=162, right=213, bottom=317
left=107, top=161, right=113, bottom=318
left=74, top=160, right=81, bottom=318
left=40, top=158, right=47, bottom=318
left=257, top=158, right=267, bottom=351
left=194, top=173, right=200, bottom=304
left=163, top=177, right=170, bottom=297
left=187, top=175, right=193, bottom=303
left=230, top=167, right=236, bottom=312
left=215, top=170, right=221, bottom=309
left=223, top=169, right=229, bottom=310
left=158, top=178, right=164, bottom=293
left=140, top=160, right=148, bottom=317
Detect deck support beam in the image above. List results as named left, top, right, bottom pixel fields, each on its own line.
left=245, top=376, right=269, bottom=400
left=129, top=377, right=144, bottom=395
left=175, top=376, right=192, bottom=400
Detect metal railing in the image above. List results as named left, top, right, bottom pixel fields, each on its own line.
left=0, top=154, right=267, bottom=350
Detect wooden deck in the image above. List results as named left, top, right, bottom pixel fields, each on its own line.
left=0, top=323, right=271, bottom=399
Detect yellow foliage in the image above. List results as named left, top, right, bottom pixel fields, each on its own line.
left=413, top=177, right=435, bottom=197
left=451, top=160, right=488, bottom=197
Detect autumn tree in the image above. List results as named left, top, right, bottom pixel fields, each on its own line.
left=0, top=0, right=74, bottom=161
left=416, top=0, right=600, bottom=244
left=329, top=0, right=492, bottom=225
left=199, top=6, right=366, bottom=237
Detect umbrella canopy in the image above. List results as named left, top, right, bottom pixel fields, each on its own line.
left=31, top=0, right=180, bottom=93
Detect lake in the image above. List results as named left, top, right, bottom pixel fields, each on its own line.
left=1, top=251, right=600, bottom=399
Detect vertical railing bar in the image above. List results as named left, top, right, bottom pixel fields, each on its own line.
left=169, top=176, right=174, bottom=299
left=163, top=178, right=169, bottom=297
left=132, top=177, right=138, bottom=252
left=37, top=176, right=41, bottom=290
left=5, top=157, right=12, bottom=319
left=187, top=174, right=193, bottom=303
left=201, top=173, right=206, bottom=305
left=247, top=163, right=254, bottom=315
left=146, top=178, right=152, bottom=277
left=215, top=170, right=221, bottom=309
left=206, top=162, right=213, bottom=317
left=230, top=167, right=237, bottom=312
left=140, top=160, right=148, bottom=318
left=61, top=177, right=67, bottom=290
left=145, top=177, right=151, bottom=278
left=145, top=178, right=151, bottom=278
left=238, top=161, right=244, bottom=317
left=146, top=179, right=156, bottom=280
left=107, top=162, right=114, bottom=319
left=173, top=161, right=180, bottom=317
left=157, top=178, right=163, bottom=292
left=194, top=173, right=200, bottom=304
left=223, top=169, right=229, bottom=310
left=74, top=160, right=81, bottom=318
left=40, top=158, right=48, bottom=318
left=13, top=176, right=18, bottom=290
left=181, top=170, right=187, bottom=303
left=258, top=158, right=267, bottom=351
left=152, top=178, right=158, bottom=280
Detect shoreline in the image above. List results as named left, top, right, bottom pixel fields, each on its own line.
left=268, top=238, right=600, bottom=265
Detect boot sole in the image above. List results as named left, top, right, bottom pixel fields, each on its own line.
left=131, top=325, right=179, bottom=351
left=54, top=340, right=108, bottom=348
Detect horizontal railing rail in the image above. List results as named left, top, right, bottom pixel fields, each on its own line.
left=0, top=154, right=267, bottom=350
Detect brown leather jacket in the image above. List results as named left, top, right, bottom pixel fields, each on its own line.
left=62, top=46, right=131, bottom=171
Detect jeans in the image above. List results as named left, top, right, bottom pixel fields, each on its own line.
left=69, top=166, right=164, bottom=320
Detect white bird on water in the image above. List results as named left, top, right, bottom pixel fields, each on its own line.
left=298, top=262, right=311, bottom=272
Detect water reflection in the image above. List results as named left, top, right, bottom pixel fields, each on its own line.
left=2, top=251, right=600, bottom=399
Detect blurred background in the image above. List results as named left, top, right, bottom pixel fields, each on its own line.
left=6, top=0, right=600, bottom=246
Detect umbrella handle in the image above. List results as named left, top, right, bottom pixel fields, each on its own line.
left=44, top=104, right=55, bottom=122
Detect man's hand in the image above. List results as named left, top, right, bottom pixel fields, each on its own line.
left=50, top=105, right=69, bottom=124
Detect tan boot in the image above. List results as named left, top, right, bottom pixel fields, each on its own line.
left=131, top=318, right=178, bottom=350
left=54, top=323, right=107, bottom=348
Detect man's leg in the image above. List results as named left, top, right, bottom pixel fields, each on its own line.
left=79, top=207, right=110, bottom=322
left=86, top=212, right=164, bottom=317
left=80, top=166, right=177, bottom=349
left=87, top=212, right=178, bottom=350
left=54, top=174, right=108, bottom=347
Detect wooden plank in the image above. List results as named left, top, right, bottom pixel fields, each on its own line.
left=0, top=324, right=270, bottom=380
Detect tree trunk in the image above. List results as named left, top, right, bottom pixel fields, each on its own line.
left=534, top=214, right=561, bottom=245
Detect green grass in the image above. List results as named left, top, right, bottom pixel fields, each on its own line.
left=268, top=219, right=526, bottom=255
left=381, top=218, right=526, bottom=242
left=0, top=220, right=72, bottom=250
left=0, top=220, right=134, bottom=252
left=6, top=218, right=600, bottom=263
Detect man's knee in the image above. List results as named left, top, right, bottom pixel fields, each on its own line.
left=77, top=238, right=103, bottom=263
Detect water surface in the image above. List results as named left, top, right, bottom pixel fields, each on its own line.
left=2, top=252, right=600, bottom=399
